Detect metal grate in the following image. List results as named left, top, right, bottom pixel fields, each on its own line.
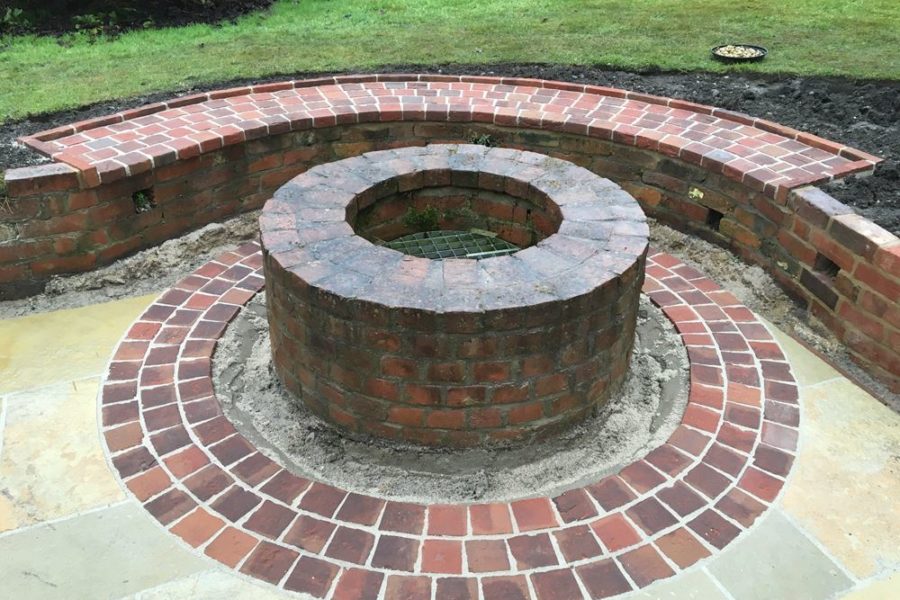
left=383, top=230, right=520, bottom=259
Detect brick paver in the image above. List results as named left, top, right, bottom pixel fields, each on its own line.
left=99, top=240, right=800, bottom=598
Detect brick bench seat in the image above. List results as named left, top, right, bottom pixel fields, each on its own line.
left=18, top=74, right=879, bottom=196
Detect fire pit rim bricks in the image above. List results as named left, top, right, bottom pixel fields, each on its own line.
left=260, top=144, right=649, bottom=447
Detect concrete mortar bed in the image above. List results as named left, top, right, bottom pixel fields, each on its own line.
left=97, top=242, right=802, bottom=599
left=213, top=292, right=688, bottom=503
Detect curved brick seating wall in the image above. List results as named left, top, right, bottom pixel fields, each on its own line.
left=262, top=145, right=648, bottom=447
left=2, top=74, right=897, bottom=391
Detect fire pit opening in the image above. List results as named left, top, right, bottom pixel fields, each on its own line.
left=352, top=167, right=563, bottom=259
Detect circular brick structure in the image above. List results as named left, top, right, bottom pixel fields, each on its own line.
left=260, top=144, right=649, bottom=447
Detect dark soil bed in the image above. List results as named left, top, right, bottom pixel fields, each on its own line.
left=1, top=64, right=897, bottom=234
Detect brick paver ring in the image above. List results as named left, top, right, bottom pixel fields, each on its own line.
left=99, top=233, right=800, bottom=598
left=261, top=145, right=649, bottom=447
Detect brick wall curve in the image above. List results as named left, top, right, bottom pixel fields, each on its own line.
left=2, top=74, right=896, bottom=391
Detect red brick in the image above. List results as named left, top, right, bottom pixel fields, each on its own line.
left=231, top=452, right=280, bottom=487
left=259, top=469, right=310, bottom=504
left=689, top=509, right=741, bottom=549
left=145, top=488, right=195, bottom=525
left=164, top=445, right=209, bottom=478
left=591, top=513, right=641, bottom=552
left=645, top=444, right=693, bottom=476
left=656, top=528, right=710, bottom=568
left=466, top=539, right=510, bottom=573
left=372, top=535, right=419, bottom=571
left=299, top=482, right=346, bottom=517
left=619, top=460, right=666, bottom=493
left=761, top=421, right=799, bottom=452
left=511, top=497, right=559, bottom=531
left=125, top=466, right=170, bottom=501
left=183, top=464, right=232, bottom=501
left=683, top=403, right=720, bottom=433
left=469, top=503, right=513, bottom=535
left=531, top=569, right=582, bottom=600
left=508, top=533, right=559, bottom=569
left=283, top=514, right=336, bottom=554
left=435, top=577, right=478, bottom=600
left=658, top=481, right=707, bottom=517
left=104, top=422, right=144, bottom=452
left=428, top=504, right=468, bottom=536
left=331, top=568, right=384, bottom=600
left=244, top=500, right=297, bottom=539
left=421, top=539, right=462, bottom=574
left=553, top=525, right=603, bottom=562
left=552, top=488, right=598, bottom=523
left=738, top=466, right=783, bottom=502
left=204, top=526, right=258, bottom=568
left=482, top=576, right=530, bottom=600
left=684, top=463, right=732, bottom=499
left=284, top=556, right=340, bottom=597
left=576, top=559, right=633, bottom=598
left=384, top=575, right=433, bottom=600
left=325, top=526, right=375, bottom=564
left=717, top=421, right=757, bottom=453
left=619, top=544, right=675, bottom=588
left=381, top=501, right=426, bottom=534
left=626, top=497, right=678, bottom=535
left=586, top=476, right=636, bottom=511
left=336, top=493, right=385, bottom=526
left=170, top=508, right=225, bottom=547
left=716, top=487, right=767, bottom=528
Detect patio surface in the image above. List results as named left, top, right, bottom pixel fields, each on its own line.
left=0, top=245, right=898, bottom=599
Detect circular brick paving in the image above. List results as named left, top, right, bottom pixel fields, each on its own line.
left=99, top=244, right=800, bottom=599
left=261, top=145, right=648, bottom=447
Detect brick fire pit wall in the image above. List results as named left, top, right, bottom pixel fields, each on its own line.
left=261, top=145, right=648, bottom=447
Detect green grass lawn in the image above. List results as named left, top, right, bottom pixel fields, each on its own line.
left=1, top=0, right=898, bottom=122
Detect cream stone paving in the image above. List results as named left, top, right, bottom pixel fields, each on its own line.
left=0, top=293, right=157, bottom=395
left=781, top=376, right=900, bottom=579
left=622, top=567, right=729, bottom=599
left=118, top=569, right=296, bottom=600
left=707, top=510, right=854, bottom=600
left=0, top=377, right=125, bottom=533
left=1, top=291, right=899, bottom=598
left=0, top=502, right=209, bottom=600
left=764, top=318, right=843, bottom=387
left=840, top=571, right=900, bottom=599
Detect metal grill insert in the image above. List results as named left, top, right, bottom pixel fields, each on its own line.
left=383, top=230, right=520, bottom=259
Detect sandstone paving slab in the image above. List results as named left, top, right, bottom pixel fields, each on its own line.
left=762, top=318, right=842, bottom=388
left=0, top=293, right=157, bottom=395
left=707, top=510, right=853, bottom=600
left=621, top=567, right=728, bottom=599
left=117, top=568, right=292, bottom=600
left=782, top=377, right=900, bottom=579
left=0, top=378, right=124, bottom=533
left=840, top=571, right=900, bottom=599
left=0, top=502, right=208, bottom=600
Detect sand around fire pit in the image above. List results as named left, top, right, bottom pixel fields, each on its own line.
left=213, top=292, right=688, bottom=503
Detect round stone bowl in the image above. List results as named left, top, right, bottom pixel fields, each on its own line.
left=260, top=144, right=648, bottom=448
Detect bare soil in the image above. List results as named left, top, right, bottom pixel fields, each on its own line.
left=2, top=65, right=897, bottom=234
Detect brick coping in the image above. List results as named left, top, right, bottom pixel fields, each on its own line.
left=19, top=74, right=879, bottom=199
left=262, top=144, right=647, bottom=313
left=99, top=246, right=800, bottom=599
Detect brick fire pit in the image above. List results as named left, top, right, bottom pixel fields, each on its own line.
left=261, top=144, right=648, bottom=447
